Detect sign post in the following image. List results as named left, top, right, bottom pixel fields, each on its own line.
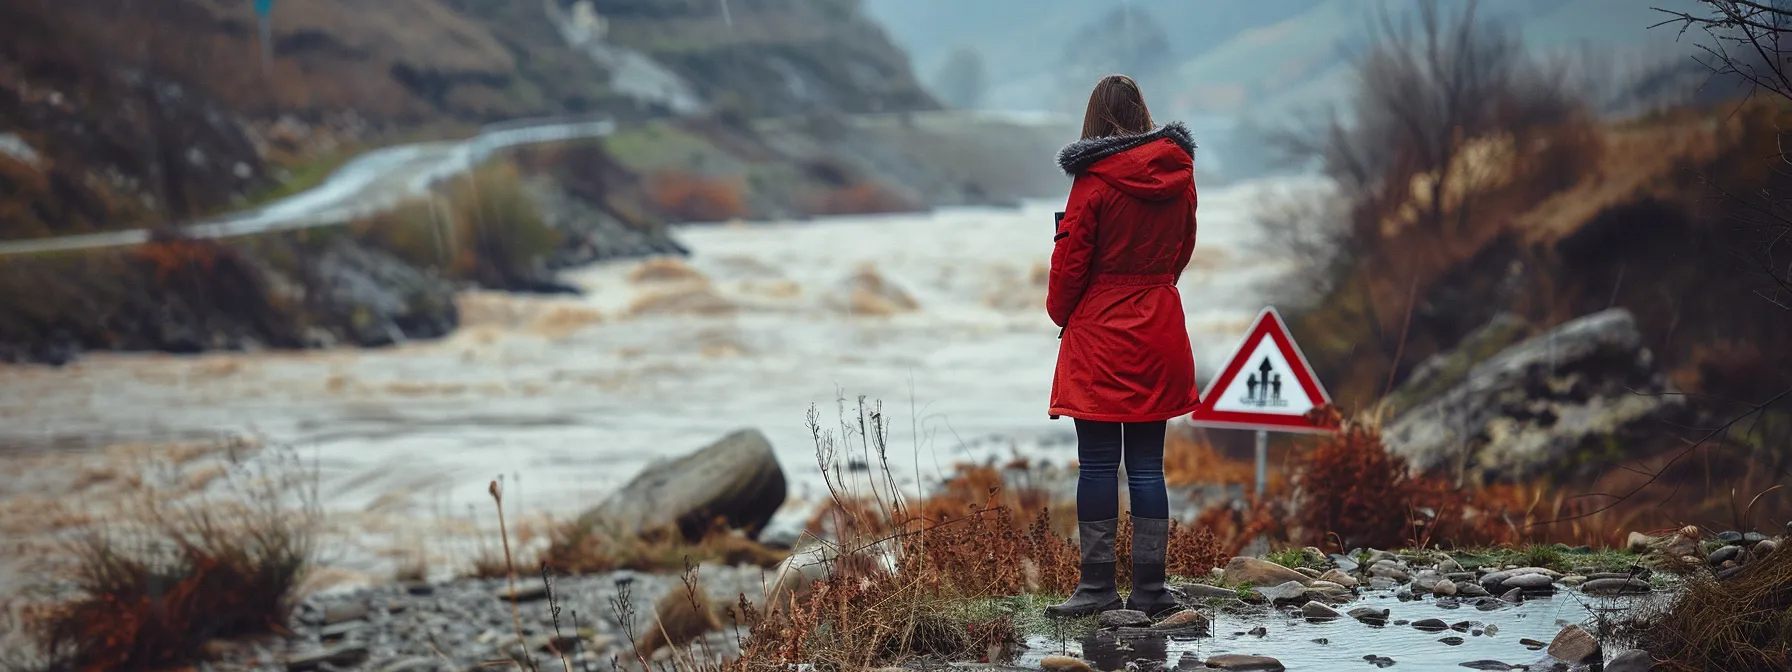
left=1186, top=307, right=1339, bottom=496
left=254, top=0, right=275, bottom=75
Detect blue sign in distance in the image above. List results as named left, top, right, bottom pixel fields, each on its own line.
left=254, top=0, right=274, bottom=17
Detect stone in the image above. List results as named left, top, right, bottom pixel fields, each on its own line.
left=1480, top=567, right=1561, bottom=588
left=1153, top=609, right=1210, bottom=631
left=1501, top=588, right=1523, bottom=603
left=1755, top=539, right=1778, bottom=559
left=1300, top=601, right=1341, bottom=620
left=1606, top=649, right=1656, bottom=672
left=1248, top=625, right=1269, bottom=637
left=1295, top=567, right=1323, bottom=579
left=1439, top=636, right=1465, bottom=645
left=1370, top=577, right=1399, bottom=590
left=1203, top=654, right=1285, bottom=671
left=1500, top=573, right=1553, bottom=590
left=1459, top=662, right=1518, bottom=670
left=1349, top=606, right=1390, bottom=625
left=576, top=429, right=787, bottom=540
left=1520, top=638, right=1548, bottom=650
left=1745, top=531, right=1769, bottom=545
left=376, top=658, right=440, bottom=672
left=1178, top=583, right=1239, bottom=600
left=1717, top=531, right=1745, bottom=544
left=1578, top=578, right=1651, bottom=596
left=1223, top=557, right=1311, bottom=587
left=323, top=602, right=370, bottom=626
left=499, top=584, right=549, bottom=603
left=1331, top=554, right=1362, bottom=572
left=1627, top=531, right=1655, bottom=553
left=403, top=582, right=435, bottom=596
left=1318, top=569, right=1359, bottom=588
left=1414, top=570, right=1445, bottom=591
left=1456, top=582, right=1490, bottom=597
left=1546, top=625, right=1602, bottom=665
left=1412, top=618, right=1451, bottom=632
left=1099, top=609, right=1151, bottom=628
left=319, top=621, right=362, bottom=642
left=287, top=645, right=371, bottom=672
left=1040, top=655, right=1097, bottom=672
left=1434, top=579, right=1458, bottom=596
left=1383, top=309, right=1684, bottom=482
left=1371, top=565, right=1411, bottom=582
left=1558, top=575, right=1586, bottom=587
left=1254, top=580, right=1309, bottom=603
left=1710, top=545, right=1744, bottom=565
left=1438, top=558, right=1465, bottom=573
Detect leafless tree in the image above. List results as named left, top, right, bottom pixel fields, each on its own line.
left=1279, top=0, right=1581, bottom=243
left=1655, top=1, right=1792, bottom=309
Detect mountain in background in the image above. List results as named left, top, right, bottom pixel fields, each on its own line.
left=868, top=0, right=1707, bottom=120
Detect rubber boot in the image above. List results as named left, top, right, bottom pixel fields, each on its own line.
left=1126, top=516, right=1181, bottom=617
left=1045, top=518, right=1124, bottom=618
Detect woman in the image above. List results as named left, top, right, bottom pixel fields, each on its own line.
left=1045, top=74, right=1199, bottom=618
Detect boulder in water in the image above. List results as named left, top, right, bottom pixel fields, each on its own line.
left=826, top=263, right=917, bottom=316
left=576, top=429, right=787, bottom=540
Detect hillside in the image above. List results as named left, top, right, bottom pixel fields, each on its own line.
left=0, top=0, right=937, bottom=240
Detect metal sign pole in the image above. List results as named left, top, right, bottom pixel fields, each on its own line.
left=1254, top=429, right=1268, bottom=496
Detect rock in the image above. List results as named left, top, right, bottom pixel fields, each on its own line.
left=1480, top=567, right=1562, bottom=587
left=826, top=264, right=919, bottom=316
left=1710, top=545, right=1744, bottom=565
left=1546, top=625, right=1602, bottom=666
left=1439, top=636, right=1465, bottom=645
left=1414, top=570, right=1445, bottom=591
left=576, top=429, right=787, bottom=539
left=1300, top=601, right=1341, bottom=620
left=404, top=582, right=435, bottom=596
left=499, top=584, right=549, bottom=603
left=1331, top=554, right=1362, bottom=572
left=1224, top=557, right=1312, bottom=587
left=1366, top=656, right=1396, bottom=668
left=314, top=239, right=458, bottom=347
left=1717, top=530, right=1745, bottom=544
left=1179, top=583, right=1239, bottom=600
left=1413, top=618, right=1451, bottom=632
left=1606, top=649, right=1656, bottom=672
left=1578, top=578, right=1650, bottom=596
left=376, top=658, right=440, bottom=672
left=1500, top=573, right=1554, bottom=590
left=1438, top=558, right=1465, bottom=573
left=1434, top=580, right=1458, bottom=596
left=1370, top=577, right=1399, bottom=591
left=1247, top=625, right=1269, bottom=637
left=1040, top=655, right=1097, bottom=672
left=1755, top=539, right=1778, bottom=559
left=1154, top=609, right=1210, bottom=631
left=1459, top=662, right=1518, bottom=670
left=1371, top=565, right=1411, bottom=582
left=1099, top=609, right=1151, bottom=628
left=1745, top=531, right=1769, bottom=545
left=1383, top=309, right=1684, bottom=482
left=1627, top=531, right=1655, bottom=553
left=1254, top=580, right=1309, bottom=603
left=1384, top=311, right=1530, bottom=415
left=319, top=621, right=363, bottom=642
left=1456, top=582, right=1490, bottom=597
left=287, top=645, right=371, bottom=672
left=1349, top=607, right=1390, bottom=625
left=1485, top=624, right=1499, bottom=636
left=1203, top=654, right=1285, bottom=671
left=1295, top=567, right=1323, bottom=579
left=322, top=602, right=370, bottom=626
left=1520, top=638, right=1547, bottom=650
left=1318, top=569, right=1359, bottom=588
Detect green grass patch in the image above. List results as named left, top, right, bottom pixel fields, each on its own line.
left=1449, top=545, right=1640, bottom=574
left=946, top=593, right=1087, bottom=639
left=1266, top=547, right=1327, bottom=571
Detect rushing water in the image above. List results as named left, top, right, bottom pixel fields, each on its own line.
left=0, top=176, right=1324, bottom=585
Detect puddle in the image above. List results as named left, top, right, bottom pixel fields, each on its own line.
left=1018, top=589, right=1662, bottom=671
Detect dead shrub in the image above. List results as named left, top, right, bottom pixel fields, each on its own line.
left=11, top=446, right=317, bottom=671
left=1291, top=412, right=1503, bottom=551
left=538, top=519, right=786, bottom=577
left=646, top=171, right=748, bottom=222
left=1643, top=546, right=1792, bottom=671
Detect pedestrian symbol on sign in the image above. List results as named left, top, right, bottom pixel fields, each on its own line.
left=1240, top=357, right=1286, bottom=408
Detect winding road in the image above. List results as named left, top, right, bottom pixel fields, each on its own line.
left=0, top=117, right=618, bottom=256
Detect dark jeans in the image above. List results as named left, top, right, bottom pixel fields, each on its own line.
left=1073, top=419, right=1169, bottom=521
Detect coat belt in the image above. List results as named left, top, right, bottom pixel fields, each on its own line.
left=1088, top=273, right=1176, bottom=288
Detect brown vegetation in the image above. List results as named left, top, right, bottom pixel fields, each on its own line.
left=5, top=446, right=316, bottom=672
left=646, top=171, right=750, bottom=223
left=1644, top=545, right=1792, bottom=671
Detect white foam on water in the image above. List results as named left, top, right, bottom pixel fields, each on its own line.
left=0, top=174, right=1328, bottom=580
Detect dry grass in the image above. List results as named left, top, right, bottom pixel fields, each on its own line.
left=2, top=446, right=318, bottom=672
left=537, top=521, right=787, bottom=577
left=1644, top=547, right=1792, bottom=671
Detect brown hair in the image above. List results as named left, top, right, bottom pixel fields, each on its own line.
left=1080, top=74, right=1154, bottom=140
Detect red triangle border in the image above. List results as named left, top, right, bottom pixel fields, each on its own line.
left=1187, top=307, right=1338, bottom=433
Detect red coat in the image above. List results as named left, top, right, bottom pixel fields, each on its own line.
left=1048, top=122, right=1200, bottom=422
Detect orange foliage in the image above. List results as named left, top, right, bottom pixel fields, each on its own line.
left=132, top=237, right=226, bottom=283
left=807, top=181, right=915, bottom=216
left=646, top=171, right=748, bottom=222
left=1163, top=424, right=1272, bottom=488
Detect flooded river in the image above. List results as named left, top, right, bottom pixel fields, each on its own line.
left=0, top=176, right=1324, bottom=586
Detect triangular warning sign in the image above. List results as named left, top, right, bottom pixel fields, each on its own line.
left=1187, top=307, right=1338, bottom=433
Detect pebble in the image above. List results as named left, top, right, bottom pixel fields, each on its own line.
left=1412, top=618, right=1450, bottom=632
left=1318, top=568, right=1359, bottom=588
left=322, top=602, right=370, bottom=626
left=1709, top=545, right=1743, bottom=565
left=1300, top=600, right=1341, bottom=620
left=1153, top=609, right=1209, bottom=631
left=1578, top=578, right=1650, bottom=596
left=1179, top=583, right=1239, bottom=600
left=1456, top=582, right=1490, bottom=597
left=1458, top=661, right=1518, bottom=670
left=1203, top=654, right=1286, bottom=671
left=1606, top=648, right=1657, bottom=672
left=1745, top=531, right=1769, bottom=545
left=1365, top=655, right=1396, bottom=668
left=1098, top=609, right=1151, bottom=628
left=1040, top=655, right=1096, bottom=672
left=1546, top=624, right=1602, bottom=665
left=1520, top=638, right=1547, bottom=650
left=1500, top=573, right=1553, bottom=590
left=286, top=644, right=370, bottom=671
left=1348, top=606, right=1390, bottom=625
left=1254, top=580, right=1309, bottom=603
left=1438, top=636, right=1465, bottom=645
left=1248, top=625, right=1269, bottom=637
left=1717, top=530, right=1744, bottom=544
left=1500, top=588, right=1524, bottom=603
left=1434, top=579, right=1458, bottom=596
left=1755, top=539, right=1779, bottom=559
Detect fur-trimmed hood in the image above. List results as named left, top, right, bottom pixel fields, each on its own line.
left=1056, top=121, right=1196, bottom=176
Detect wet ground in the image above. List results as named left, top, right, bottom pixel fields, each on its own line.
left=1021, top=589, right=1657, bottom=671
